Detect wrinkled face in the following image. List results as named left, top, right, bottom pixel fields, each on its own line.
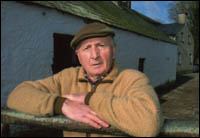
left=76, top=36, right=116, bottom=78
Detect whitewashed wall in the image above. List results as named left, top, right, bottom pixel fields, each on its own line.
left=1, top=1, right=177, bottom=106
left=113, top=28, right=177, bottom=87
left=1, top=1, right=85, bottom=106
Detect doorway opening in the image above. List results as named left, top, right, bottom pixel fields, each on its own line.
left=52, top=33, right=80, bottom=74
left=138, top=58, right=145, bottom=72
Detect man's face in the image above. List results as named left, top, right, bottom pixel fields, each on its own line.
left=76, top=36, right=116, bottom=78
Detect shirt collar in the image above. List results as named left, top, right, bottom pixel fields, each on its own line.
left=78, top=61, right=119, bottom=83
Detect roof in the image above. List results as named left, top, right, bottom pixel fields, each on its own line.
left=21, top=1, right=176, bottom=44
left=156, top=23, right=185, bottom=36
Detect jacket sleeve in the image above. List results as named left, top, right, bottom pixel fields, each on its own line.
left=88, top=70, right=164, bottom=137
left=7, top=72, right=62, bottom=116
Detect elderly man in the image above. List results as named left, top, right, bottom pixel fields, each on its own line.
left=7, top=23, right=163, bottom=137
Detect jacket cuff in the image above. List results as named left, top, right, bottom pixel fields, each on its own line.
left=54, top=97, right=66, bottom=115
left=85, top=92, right=95, bottom=105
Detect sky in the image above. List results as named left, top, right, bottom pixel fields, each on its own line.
left=131, top=1, right=175, bottom=24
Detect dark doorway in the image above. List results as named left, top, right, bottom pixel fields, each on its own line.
left=138, top=58, right=145, bottom=72
left=52, top=33, right=80, bottom=74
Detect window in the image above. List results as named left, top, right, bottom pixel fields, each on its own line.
left=189, top=53, right=193, bottom=65
left=188, top=35, right=191, bottom=45
left=174, top=36, right=177, bottom=41
left=178, top=52, right=182, bottom=65
left=169, top=36, right=176, bottom=41
left=138, top=58, right=145, bottom=72
left=181, top=32, right=184, bottom=43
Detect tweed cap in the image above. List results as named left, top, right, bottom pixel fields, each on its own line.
left=70, top=22, right=115, bottom=50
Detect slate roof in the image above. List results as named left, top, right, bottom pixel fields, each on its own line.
left=156, top=23, right=185, bottom=36
left=21, top=1, right=176, bottom=44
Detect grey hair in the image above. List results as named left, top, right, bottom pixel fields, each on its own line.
left=110, top=38, right=116, bottom=47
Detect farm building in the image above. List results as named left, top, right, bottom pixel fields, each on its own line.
left=156, top=13, right=194, bottom=74
left=1, top=1, right=177, bottom=106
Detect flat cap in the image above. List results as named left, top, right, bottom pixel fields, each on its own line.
left=70, top=22, right=115, bottom=50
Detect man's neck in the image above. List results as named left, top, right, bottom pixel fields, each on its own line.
left=87, top=74, right=103, bottom=83
left=83, top=61, right=114, bottom=84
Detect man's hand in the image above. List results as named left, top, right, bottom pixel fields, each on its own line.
left=62, top=99, right=109, bottom=129
left=62, top=93, right=87, bottom=104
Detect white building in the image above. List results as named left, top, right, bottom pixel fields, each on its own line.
left=1, top=1, right=177, bottom=106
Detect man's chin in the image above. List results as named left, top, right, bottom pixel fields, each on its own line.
left=89, top=70, right=105, bottom=76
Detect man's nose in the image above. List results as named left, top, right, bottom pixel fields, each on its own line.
left=91, top=47, right=99, bottom=59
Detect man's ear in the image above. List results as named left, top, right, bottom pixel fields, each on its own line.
left=112, top=46, right=116, bottom=59
left=75, top=50, right=78, bottom=56
left=75, top=50, right=80, bottom=60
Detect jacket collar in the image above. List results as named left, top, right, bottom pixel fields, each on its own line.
left=78, top=61, right=119, bottom=83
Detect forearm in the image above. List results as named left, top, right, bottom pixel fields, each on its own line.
left=7, top=81, right=58, bottom=116
left=87, top=90, right=163, bottom=137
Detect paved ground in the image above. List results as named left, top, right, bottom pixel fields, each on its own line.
left=158, top=73, right=199, bottom=120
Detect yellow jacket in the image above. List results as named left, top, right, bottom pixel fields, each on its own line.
left=7, top=62, right=163, bottom=137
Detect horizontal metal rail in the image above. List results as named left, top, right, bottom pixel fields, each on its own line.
left=1, top=108, right=199, bottom=137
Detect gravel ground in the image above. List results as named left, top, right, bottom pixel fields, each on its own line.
left=159, top=73, right=199, bottom=120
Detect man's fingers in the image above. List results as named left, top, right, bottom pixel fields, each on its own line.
left=82, top=117, right=102, bottom=129
left=61, top=94, right=70, bottom=99
left=62, top=100, right=109, bottom=129
left=85, top=112, right=109, bottom=128
left=89, top=110, right=97, bottom=115
left=62, top=93, right=87, bottom=104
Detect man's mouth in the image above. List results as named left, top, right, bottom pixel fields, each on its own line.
left=91, top=62, right=102, bottom=67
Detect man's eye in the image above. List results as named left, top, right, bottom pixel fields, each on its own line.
left=83, top=46, right=90, bottom=50
left=98, top=44, right=105, bottom=47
